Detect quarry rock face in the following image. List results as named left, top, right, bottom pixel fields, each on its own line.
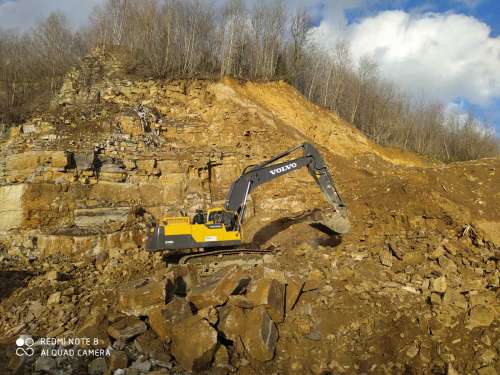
left=0, top=49, right=499, bottom=374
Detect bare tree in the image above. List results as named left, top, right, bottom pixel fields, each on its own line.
left=0, top=1, right=497, bottom=161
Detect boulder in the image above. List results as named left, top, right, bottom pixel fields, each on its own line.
left=131, top=359, right=152, bottom=373
left=22, top=124, right=37, bottom=134
left=99, top=171, right=126, bottom=182
left=134, top=330, right=171, bottom=362
left=47, top=292, right=61, bottom=305
left=286, top=277, right=304, bottom=313
left=88, top=357, right=107, bottom=375
left=107, top=316, right=147, bottom=340
left=46, top=271, right=70, bottom=282
left=117, top=277, right=167, bottom=316
left=198, top=307, right=219, bottom=325
left=443, top=289, right=467, bottom=309
left=171, top=315, right=218, bottom=371
left=147, top=296, right=193, bottom=342
left=50, top=151, right=69, bottom=168
left=431, top=276, right=447, bottom=293
left=136, top=159, right=156, bottom=174
left=35, top=357, right=57, bottom=373
left=118, top=115, right=144, bottom=136
left=228, top=295, right=255, bottom=309
left=100, top=163, right=126, bottom=173
left=241, top=306, right=278, bottom=362
left=76, top=309, right=110, bottom=348
left=214, top=345, right=230, bottom=368
left=187, top=266, right=250, bottom=309
left=108, top=350, right=128, bottom=371
left=172, top=264, right=200, bottom=295
left=218, top=304, right=246, bottom=342
left=247, top=278, right=285, bottom=323
left=477, top=367, right=497, bottom=375
left=73, top=152, right=95, bottom=170
left=379, top=249, right=393, bottom=267
left=0, top=185, right=25, bottom=231
left=303, top=270, right=324, bottom=292
left=466, top=305, right=495, bottom=329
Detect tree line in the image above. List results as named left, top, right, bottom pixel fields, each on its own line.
left=0, top=0, right=498, bottom=162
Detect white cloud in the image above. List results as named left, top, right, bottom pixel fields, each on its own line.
left=0, top=0, right=102, bottom=31
left=311, top=10, right=500, bottom=107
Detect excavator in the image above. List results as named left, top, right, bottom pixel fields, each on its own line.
left=146, top=142, right=350, bottom=252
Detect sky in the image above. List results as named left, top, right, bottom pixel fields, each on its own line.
left=0, top=0, right=499, bottom=134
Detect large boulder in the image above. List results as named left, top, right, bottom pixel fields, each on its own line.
left=187, top=266, right=250, bottom=309
left=466, top=305, right=496, bottom=329
left=147, top=296, right=193, bottom=342
left=76, top=309, right=110, bottom=348
left=217, top=304, right=246, bottom=342
left=247, top=278, right=285, bottom=323
left=241, top=306, right=278, bottom=362
left=171, top=315, right=218, bottom=371
left=107, top=316, right=147, bottom=340
left=117, top=276, right=167, bottom=316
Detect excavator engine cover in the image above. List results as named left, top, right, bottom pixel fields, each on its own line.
left=146, top=216, right=241, bottom=251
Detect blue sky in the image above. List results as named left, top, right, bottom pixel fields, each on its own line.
left=0, top=0, right=499, bottom=134
left=343, top=0, right=500, bottom=37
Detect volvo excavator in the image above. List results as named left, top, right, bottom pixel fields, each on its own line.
left=146, top=142, right=350, bottom=254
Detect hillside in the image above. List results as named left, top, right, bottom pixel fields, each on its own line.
left=0, top=50, right=498, bottom=375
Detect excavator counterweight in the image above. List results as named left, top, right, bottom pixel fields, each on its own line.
left=146, top=142, right=350, bottom=252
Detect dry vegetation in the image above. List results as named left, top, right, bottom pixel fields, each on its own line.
left=0, top=0, right=498, bottom=162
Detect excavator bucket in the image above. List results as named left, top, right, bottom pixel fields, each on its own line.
left=303, top=208, right=351, bottom=234
left=287, top=208, right=351, bottom=234
left=318, top=210, right=351, bottom=234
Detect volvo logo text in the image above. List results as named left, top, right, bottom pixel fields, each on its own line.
left=269, top=163, right=297, bottom=175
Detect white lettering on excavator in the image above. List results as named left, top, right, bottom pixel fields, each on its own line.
left=269, top=162, right=297, bottom=176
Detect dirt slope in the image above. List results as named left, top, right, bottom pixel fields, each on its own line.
left=216, top=78, right=429, bottom=167
left=0, top=50, right=498, bottom=375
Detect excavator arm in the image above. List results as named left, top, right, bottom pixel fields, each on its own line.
left=225, top=142, right=349, bottom=233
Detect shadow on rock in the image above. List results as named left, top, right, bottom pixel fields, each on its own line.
left=252, top=209, right=344, bottom=248
left=0, top=271, right=34, bottom=302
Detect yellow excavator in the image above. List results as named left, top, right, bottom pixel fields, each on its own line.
left=146, top=142, right=350, bottom=252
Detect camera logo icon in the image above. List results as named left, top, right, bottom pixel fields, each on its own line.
left=16, top=336, right=35, bottom=357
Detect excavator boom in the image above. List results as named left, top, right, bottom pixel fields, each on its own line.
left=225, top=142, right=347, bottom=229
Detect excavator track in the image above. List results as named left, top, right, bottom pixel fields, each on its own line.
left=179, top=248, right=274, bottom=277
